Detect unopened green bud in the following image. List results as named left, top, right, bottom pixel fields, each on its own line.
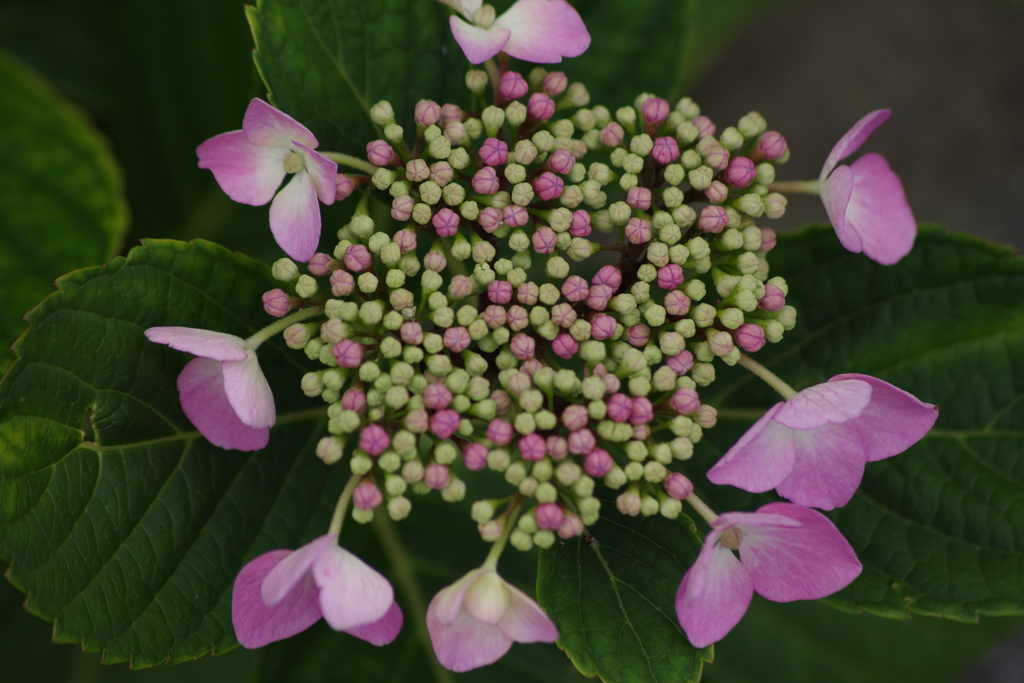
left=510, top=529, right=534, bottom=552
left=688, top=166, right=713, bottom=191
left=756, top=162, right=776, bottom=184
left=605, top=466, right=628, bottom=489
left=691, top=362, right=716, bottom=386
left=370, top=100, right=395, bottom=126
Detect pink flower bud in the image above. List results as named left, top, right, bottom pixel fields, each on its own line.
left=535, top=502, right=565, bottom=530
left=391, top=195, right=414, bottom=221
left=552, top=333, right=579, bottom=359
left=703, top=145, right=730, bottom=171
left=330, top=269, right=355, bottom=296
left=602, top=373, right=621, bottom=394
left=665, top=472, right=694, bottom=500
left=359, top=424, right=390, bottom=456
left=415, top=99, right=441, bottom=126
left=759, top=283, right=786, bottom=311
left=463, top=442, right=488, bottom=471
left=449, top=276, right=473, bottom=299
left=569, top=210, right=592, bottom=237
left=335, top=174, right=355, bottom=201
left=478, top=206, right=502, bottom=233
left=445, top=121, right=467, bottom=146
left=333, top=340, right=364, bottom=368
left=651, top=136, right=680, bottom=164
left=306, top=253, right=334, bottom=277
left=488, top=418, right=514, bottom=446
left=527, top=92, right=556, bottom=121
left=344, top=244, right=372, bottom=272
left=561, top=275, right=589, bottom=302
left=753, top=131, right=787, bottom=160
left=341, top=389, right=366, bottom=413
left=440, top=103, right=462, bottom=126
left=606, top=393, right=633, bottom=423
left=503, top=204, right=529, bottom=228
left=483, top=305, right=507, bottom=328
left=424, top=383, right=453, bottom=410
left=625, top=217, right=653, bottom=245
left=262, top=288, right=293, bottom=317
left=593, top=265, right=622, bottom=290
left=431, top=161, right=454, bottom=186
left=532, top=226, right=557, bottom=254
left=723, top=156, right=757, bottom=188
left=507, top=305, right=529, bottom=331
left=547, top=435, right=568, bottom=460
left=586, top=284, right=613, bottom=311
left=630, top=397, right=654, bottom=425
left=708, top=329, right=734, bottom=357
left=543, top=71, right=568, bottom=96
left=519, top=433, right=547, bottom=461
left=480, top=137, right=509, bottom=167
left=510, top=333, right=536, bottom=360
left=626, top=187, right=652, bottom=211
left=353, top=480, right=383, bottom=510
left=692, top=115, right=716, bottom=138
left=671, top=386, right=700, bottom=415
left=568, top=428, right=596, bottom=455
left=443, top=326, right=471, bottom=352
left=533, top=172, right=564, bottom=201
left=472, top=166, right=500, bottom=195
left=548, top=148, right=576, bottom=175
left=759, top=226, right=777, bottom=252
left=699, top=205, right=728, bottom=233
left=664, top=291, right=691, bottom=316
left=705, top=180, right=729, bottom=204
left=591, top=313, right=617, bottom=340
left=499, top=70, right=529, bottom=100
left=366, top=139, right=397, bottom=166
left=693, top=404, right=717, bottom=429
left=400, top=322, right=424, bottom=346
left=584, top=449, right=613, bottom=477
left=513, top=283, right=536, bottom=306
left=486, top=280, right=513, bottom=305
left=626, top=324, right=650, bottom=347
left=617, top=491, right=642, bottom=516
left=561, top=405, right=589, bottom=431
left=393, top=229, right=417, bottom=254
left=424, top=463, right=451, bottom=490
left=633, top=424, right=650, bottom=441
left=641, top=97, right=670, bottom=126
left=424, top=250, right=447, bottom=272
left=599, top=122, right=625, bottom=148
left=667, top=350, right=694, bottom=375
left=735, top=323, right=766, bottom=352
left=431, top=207, right=460, bottom=237
left=657, top=264, right=685, bottom=291
left=558, top=513, right=584, bottom=539
left=430, top=410, right=461, bottom=441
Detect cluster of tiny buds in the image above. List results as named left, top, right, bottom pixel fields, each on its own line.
left=259, top=67, right=801, bottom=542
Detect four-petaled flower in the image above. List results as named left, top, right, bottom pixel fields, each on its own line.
left=197, top=98, right=338, bottom=262
left=675, top=502, right=862, bottom=647
left=427, top=567, right=559, bottom=671
left=439, top=0, right=590, bottom=64
left=145, top=326, right=276, bottom=451
left=232, top=534, right=403, bottom=648
left=707, top=373, right=938, bottom=510
left=818, top=109, right=916, bottom=265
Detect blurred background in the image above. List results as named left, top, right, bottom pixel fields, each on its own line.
left=1, top=0, right=1021, bottom=680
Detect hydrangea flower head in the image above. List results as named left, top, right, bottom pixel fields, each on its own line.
left=440, top=0, right=590, bottom=64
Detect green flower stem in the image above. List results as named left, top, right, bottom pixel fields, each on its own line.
left=766, top=179, right=821, bottom=194
left=439, top=236, right=470, bottom=277
left=482, top=495, right=525, bottom=570
left=245, top=305, right=324, bottom=349
left=320, top=151, right=379, bottom=176
left=685, top=492, right=719, bottom=525
left=372, top=513, right=455, bottom=683
left=737, top=353, right=798, bottom=400
left=327, top=473, right=362, bottom=537
left=484, top=58, right=502, bottom=101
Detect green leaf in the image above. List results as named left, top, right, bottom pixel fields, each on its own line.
left=0, top=49, right=127, bottom=373
left=0, top=239, right=342, bottom=667
left=537, top=505, right=712, bottom=683
left=245, top=0, right=468, bottom=155
left=695, top=225, right=1024, bottom=621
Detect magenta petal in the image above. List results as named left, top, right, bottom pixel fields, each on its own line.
left=261, top=534, right=335, bottom=607
left=427, top=595, right=513, bottom=672
left=197, top=130, right=287, bottom=206
left=832, top=374, right=938, bottom=461
left=675, top=535, right=753, bottom=648
left=737, top=502, right=862, bottom=602
left=493, top=0, right=591, bottom=63
left=145, top=326, right=247, bottom=361
left=232, top=549, right=322, bottom=648
left=845, top=153, right=917, bottom=265
left=819, top=165, right=859, bottom=253
left=499, top=582, right=559, bottom=643
left=177, top=358, right=269, bottom=451
left=221, top=351, right=276, bottom=429
left=774, top=379, right=872, bottom=430
left=820, top=109, right=891, bottom=178
left=294, top=141, right=338, bottom=206
left=243, top=98, right=318, bottom=150
left=313, top=545, right=394, bottom=631
left=344, top=601, right=404, bottom=646
left=774, top=425, right=867, bottom=510
left=269, top=172, right=321, bottom=262
left=707, top=403, right=796, bottom=493
left=449, top=16, right=511, bottom=64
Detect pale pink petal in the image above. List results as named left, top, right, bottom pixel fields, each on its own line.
left=775, top=379, right=872, bottom=430
left=707, top=403, right=796, bottom=493
left=261, top=534, right=336, bottom=607
left=845, top=153, right=917, bottom=265
left=344, top=601, right=404, bottom=646
left=675, top=534, right=752, bottom=648
left=427, top=595, right=513, bottom=672
left=820, top=109, right=891, bottom=179
left=819, top=165, right=859, bottom=253
left=449, top=16, right=511, bottom=64
left=269, top=171, right=321, bottom=262
left=177, top=357, right=269, bottom=451
left=436, top=0, right=481, bottom=21
left=293, top=141, right=338, bottom=206
left=774, top=425, right=867, bottom=510
left=430, top=569, right=482, bottom=625
left=243, top=98, right=319, bottom=150
left=737, top=502, right=862, bottom=602
left=463, top=570, right=510, bottom=625
left=232, top=549, right=322, bottom=648
left=499, top=581, right=559, bottom=643
left=493, top=0, right=591, bottom=63
left=832, top=374, right=938, bottom=461
left=712, top=511, right=802, bottom=531
left=221, top=351, right=276, bottom=429
left=197, top=130, right=287, bottom=206
left=313, top=545, right=394, bottom=631
left=145, top=326, right=247, bottom=361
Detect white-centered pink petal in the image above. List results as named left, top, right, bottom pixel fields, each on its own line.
left=498, top=582, right=559, bottom=643
left=820, top=109, right=891, bottom=180
left=819, top=165, right=858, bottom=252
left=313, top=545, right=394, bottom=631
left=221, top=350, right=276, bottom=429
left=706, top=403, right=797, bottom=493
left=294, top=141, right=339, bottom=206
left=261, top=534, right=336, bottom=607
left=449, top=16, right=511, bottom=64
left=145, top=327, right=248, bottom=362
left=243, top=98, right=319, bottom=150
left=775, top=378, right=872, bottom=430
left=774, top=425, right=868, bottom=510
left=176, top=357, right=269, bottom=451
left=436, top=0, right=481, bottom=21
left=197, top=130, right=289, bottom=206
left=428, top=600, right=513, bottom=672
left=844, top=153, right=917, bottom=265
left=832, top=373, right=938, bottom=461
left=232, top=549, right=323, bottom=648
left=493, top=0, right=591, bottom=64
left=675, top=532, right=753, bottom=648
left=269, top=171, right=321, bottom=262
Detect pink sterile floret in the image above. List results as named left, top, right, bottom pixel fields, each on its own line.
left=330, top=270, right=355, bottom=297
left=754, top=131, right=787, bottom=160
left=544, top=71, right=568, bottom=96
left=306, top=253, right=335, bottom=277
left=263, top=289, right=292, bottom=318
left=400, top=322, right=424, bottom=345
left=626, top=324, right=649, bottom=347
left=341, top=389, right=367, bottom=413
left=510, top=333, right=537, bottom=360
left=478, top=206, right=502, bottom=232
left=548, top=148, right=576, bottom=175
left=670, top=386, right=700, bottom=415
left=630, top=397, right=654, bottom=425
left=625, top=217, right=652, bottom=245
left=599, top=122, right=624, bottom=148
left=626, top=187, right=652, bottom=211
left=567, top=428, right=596, bottom=455
left=606, top=393, right=633, bottom=423
left=472, top=166, right=500, bottom=195
left=366, top=140, right=397, bottom=166
left=335, top=174, right=355, bottom=201
left=759, top=284, right=785, bottom=311
left=734, top=323, right=766, bottom=352
left=503, top=204, right=529, bottom=228
left=569, top=210, right=592, bottom=237
left=699, top=205, right=728, bottom=233
left=532, top=226, right=557, bottom=254
left=562, top=404, right=590, bottom=431
left=759, top=227, right=777, bottom=252
left=547, top=436, right=568, bottom=460
left=415, top=99, right=442, bottom=126
left=641, top=97, right=670, bottom=126
left=591, top=314, right=617, bottom=340
left=488, top=280, right=514, bottom=305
